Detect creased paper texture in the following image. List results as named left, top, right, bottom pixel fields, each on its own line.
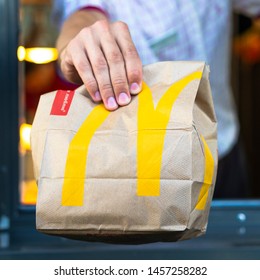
left=31, top=61, right=218, bottom=244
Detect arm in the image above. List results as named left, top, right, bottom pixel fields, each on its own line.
left=56, top=9, right=142, bottom=111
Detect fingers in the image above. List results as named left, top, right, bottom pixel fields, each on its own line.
left=63, top=40, right=102, bottom=103
left=59, top=20, right=143, bottom=111
left=86, top=43, right=120, bottom=110
left=96, top=21, right=131, bottom=107
left=112, top=22, right=142, bottom=95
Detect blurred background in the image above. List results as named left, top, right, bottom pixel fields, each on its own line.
left=18, top=0, right=77, bottom=206
left=1, top=0, right=260, bottom=259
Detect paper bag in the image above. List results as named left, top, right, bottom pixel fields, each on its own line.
left=31, top=61, right=218, bottom=244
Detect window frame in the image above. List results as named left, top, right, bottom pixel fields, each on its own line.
left=0, top=0, right=19, bottom=237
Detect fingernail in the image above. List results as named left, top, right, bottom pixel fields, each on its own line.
left=94, top=91, right=101, bottom=101
left=118, top=92, right=131, bottom=105
left=107, top=96, right=118, bottom=110
left=130, top=83, right=141, bottom=94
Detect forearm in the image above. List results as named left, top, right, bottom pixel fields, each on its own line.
left=56, top=9, right=107, bottom=54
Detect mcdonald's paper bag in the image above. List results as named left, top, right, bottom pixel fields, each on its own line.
left=31, top=61, right=218, bottom=244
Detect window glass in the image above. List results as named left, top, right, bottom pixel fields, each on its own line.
left=19, top=0, right=76, bottom=205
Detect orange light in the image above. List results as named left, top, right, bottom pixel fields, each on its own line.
left=20, top=123, right=32, bottom=151
left=21, top=180, right=38, bottom=205
left=17, top=46, right=58, bottom=64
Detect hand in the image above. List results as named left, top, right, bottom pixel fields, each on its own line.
left=59, top=19, right=143, bottom=110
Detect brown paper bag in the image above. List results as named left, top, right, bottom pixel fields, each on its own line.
left=31, top=61, right=218, bottom=244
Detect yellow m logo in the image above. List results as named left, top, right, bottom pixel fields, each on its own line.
left=61, top=71, right=214, bottom=209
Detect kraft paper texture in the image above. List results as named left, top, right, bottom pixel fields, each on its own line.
left=31, top=61, right=218, bottom=244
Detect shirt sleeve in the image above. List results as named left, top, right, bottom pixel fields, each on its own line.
left=52, top=0, right=109, bottom=28
left=232, top=0, right=260, bottom=17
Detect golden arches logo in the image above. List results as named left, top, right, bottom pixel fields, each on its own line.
left=61, top=70, right=213, bottom=209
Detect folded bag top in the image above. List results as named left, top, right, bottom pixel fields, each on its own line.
left=31, top=61, right=218, bottom=244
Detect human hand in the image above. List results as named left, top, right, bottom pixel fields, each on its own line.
left=59, top=20, right=142, bottom=110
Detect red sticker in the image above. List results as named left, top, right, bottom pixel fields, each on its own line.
left=50, top=90, right=75, bottom=116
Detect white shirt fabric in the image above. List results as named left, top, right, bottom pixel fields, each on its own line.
left=53, top=0, right=260, bottom=158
